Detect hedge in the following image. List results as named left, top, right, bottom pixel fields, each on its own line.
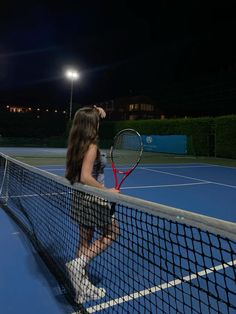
left=1, top=113, right=236, bottom=159
left=100, top=117, right=216, bottom=156
left=215, top=115, right=236, bottom=158
left=100, top=115, right=236, bottom=158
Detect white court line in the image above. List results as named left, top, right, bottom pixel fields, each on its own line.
left=140, top=165, right=218, bottom=169
left=121, top=182, right=209, bottom=190
left=141, top=163, right=236, bottom=170
left=81, top=259, right=236, bottom=314
left=209, top=164, right=236, bottom=170
left=40, top=149, right=65, bottom=154
left=43, top=168, right=65, bottom=172
left=141, top=167, right=236, bottom=189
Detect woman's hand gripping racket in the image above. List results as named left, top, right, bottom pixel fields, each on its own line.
left=110, top=129, right=143, bottom=190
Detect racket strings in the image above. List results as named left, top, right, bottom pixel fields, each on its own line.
left=112, top=132, right=142, bottom=171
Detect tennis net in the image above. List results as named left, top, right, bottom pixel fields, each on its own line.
left=0, top=153, right=236, bottom=313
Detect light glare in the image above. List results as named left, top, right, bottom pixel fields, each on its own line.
left=66, top=70, right=79, bottom=80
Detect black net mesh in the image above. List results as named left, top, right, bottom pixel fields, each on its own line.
left=0, top=154, right=236, bottom=314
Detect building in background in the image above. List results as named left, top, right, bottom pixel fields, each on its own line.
left=90, top=95, right=162, bottom=120
left=1, top=105, right=67, bottom=115
left=0, top=95, right=164, bottom=120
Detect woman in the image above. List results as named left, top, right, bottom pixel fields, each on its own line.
left=65, top=106, right=119, bottom=304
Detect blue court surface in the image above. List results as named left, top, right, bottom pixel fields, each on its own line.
left=1, top=154, right=236, bottom=313
left=43, top=162, right=236, bottom=223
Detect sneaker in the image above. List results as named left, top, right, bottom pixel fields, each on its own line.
left=75, top=274, right=106, bottom=304
left=75, top=287, right=106, bottom=304
left=66, top=258, right=106, bottom=303
left=66, top=258, right=85, bottom=292
left=80, top=273, right=106, bottom=296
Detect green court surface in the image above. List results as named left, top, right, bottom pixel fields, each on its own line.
left=1, top=147, right=236, bottom=167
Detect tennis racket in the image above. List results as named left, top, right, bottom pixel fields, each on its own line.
left=110, top=129, right=143, bottom=190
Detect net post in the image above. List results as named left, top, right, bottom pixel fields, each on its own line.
left=0, top=158, right=9, bottom=205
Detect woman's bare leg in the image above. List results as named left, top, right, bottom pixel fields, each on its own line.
left=76, top=225, right=94, bottom=257
left=82, top=218, right=119, bottom=262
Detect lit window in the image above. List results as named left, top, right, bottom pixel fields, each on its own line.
left=129, top=104, right=134, bottom=111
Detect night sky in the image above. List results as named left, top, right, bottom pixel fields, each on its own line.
left=0, top=2, right=235, bottom=115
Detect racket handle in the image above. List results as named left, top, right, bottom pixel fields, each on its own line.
left=111, top=162, right=119, bottom=190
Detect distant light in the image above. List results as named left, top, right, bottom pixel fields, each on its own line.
left=28, top=108, right=32, bottom=111
left=37, top=108, right=40, bottom=111
left=65, top=69, right=80, bottom=121
left=54, top=110, right=58, bottom=113
left=46, top=109, right=49, bottom=112
left=6, top=105, right=9, bottom=109
left=66, top=70, right=79, bottom=80
left=63, top=111, right=66, bottom=114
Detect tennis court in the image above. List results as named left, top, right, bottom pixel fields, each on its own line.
left=0, top=147, right=236, bottom=313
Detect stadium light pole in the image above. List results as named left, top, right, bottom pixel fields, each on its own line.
left=66, top=70, right=80, bottom=120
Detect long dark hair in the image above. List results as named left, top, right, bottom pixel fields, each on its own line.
left=66, top=107, right=100, bottom=184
